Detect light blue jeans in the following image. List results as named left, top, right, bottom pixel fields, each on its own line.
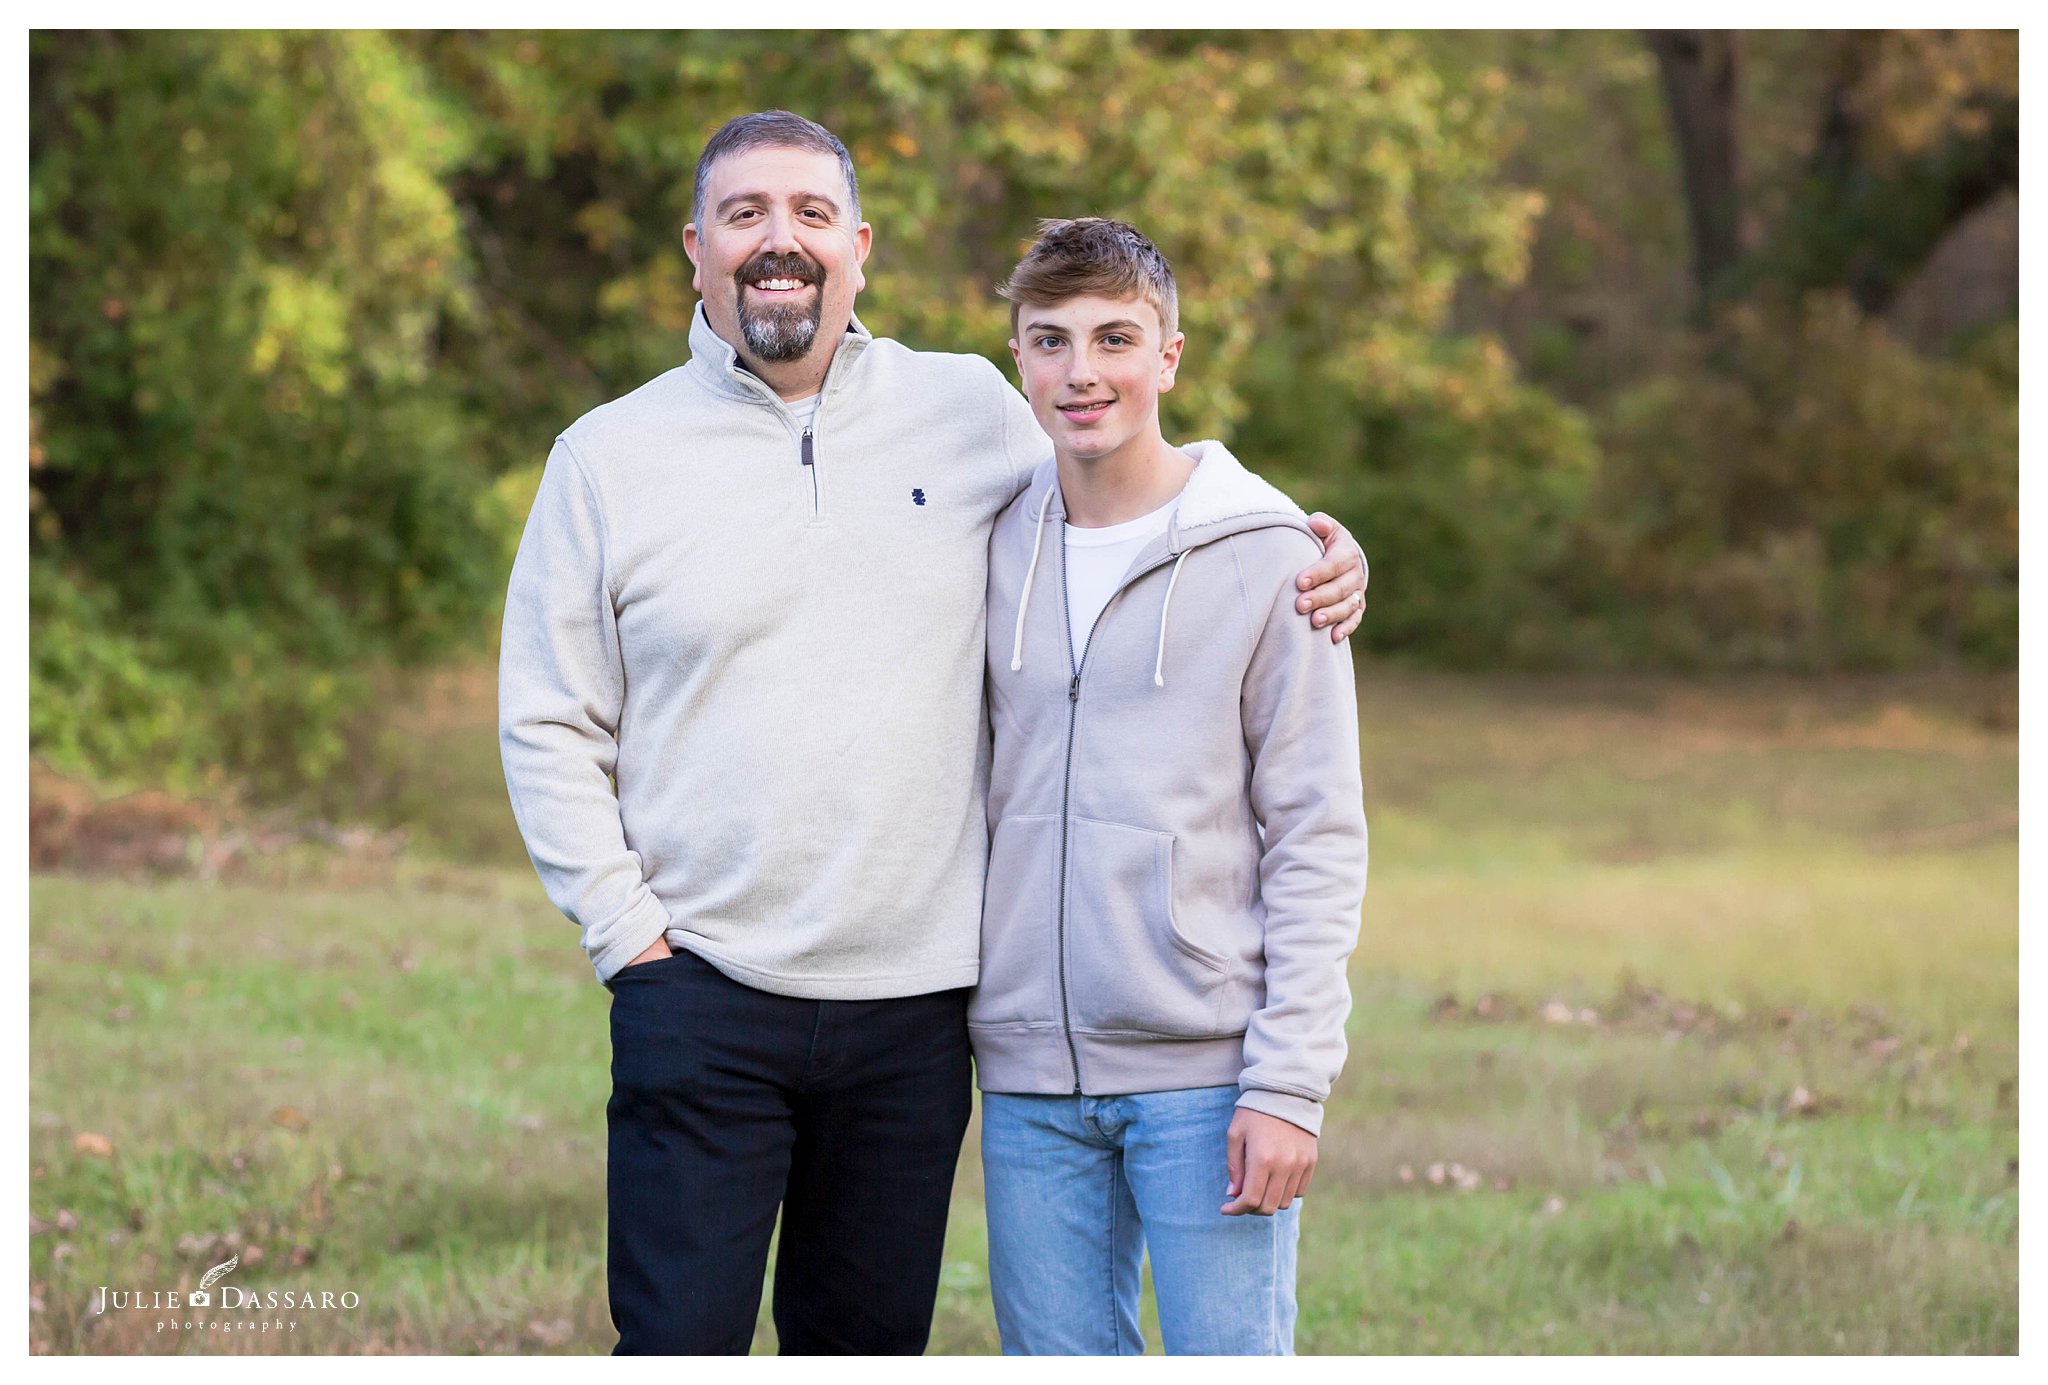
left=981, top=1086, right=1299, bottom=1355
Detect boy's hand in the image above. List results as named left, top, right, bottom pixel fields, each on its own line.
left=1296, top=513, right=1368, bottom=644
left=1222, top=1107, right=1318, bottom=1216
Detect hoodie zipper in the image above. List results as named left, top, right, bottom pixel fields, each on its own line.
left=1051, top=525, right=1186, bottom=1094
left=1055, top=534, right=1089, bottom=1094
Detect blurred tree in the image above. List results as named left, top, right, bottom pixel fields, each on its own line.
left=31, top=31, right=503, bottom=793
left=1752, top=30, right=2019, bottom=315
left=27, top=30, right=2019, bottom=801
left=1646, top=30, right=1745, bottom=313
left=1643, top=29, right=2018, bottom=317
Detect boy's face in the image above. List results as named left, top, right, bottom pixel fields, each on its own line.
left=1010, top=294, right=1183, bottom=466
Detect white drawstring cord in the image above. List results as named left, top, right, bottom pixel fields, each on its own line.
left=1153, top=549, right=1191, bottom=687
left=1010, top=487, right=1056, bottom=672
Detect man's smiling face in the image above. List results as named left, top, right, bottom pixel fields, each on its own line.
left=684, top=145, right=872, bottom=370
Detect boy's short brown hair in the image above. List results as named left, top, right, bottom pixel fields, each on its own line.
left=998, top=217, right=1180, bottom=339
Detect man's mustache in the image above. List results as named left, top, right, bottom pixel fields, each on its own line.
left=736, top=252, right=823, bottom=287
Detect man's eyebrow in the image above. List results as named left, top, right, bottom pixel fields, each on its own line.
left=714, top=189, right=844, bottom=219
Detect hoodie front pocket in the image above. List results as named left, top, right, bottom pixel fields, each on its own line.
left=1065, top=817, right=1229, bottom=1038
left=969, top=814, right=1064, bottom=1028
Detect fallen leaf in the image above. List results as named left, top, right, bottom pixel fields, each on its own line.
left=270, top=1107, right=310, bottom=1132
left=29, top=1215, right=51, bottom=1237
left=1540, top=1000, right=1575, bottom=1025
left=1541, top=1195, right=1566, bottom=1217
left=54, top=1209, right=78, bottom=1233
left=526, top=1318, right=575, bottom=1348
left=1397, top=1163, right=1414, bottom=1183
left=1787, top=1084, right=1819, bottom=1115
left=73, top=1132, right=114, bottom=1158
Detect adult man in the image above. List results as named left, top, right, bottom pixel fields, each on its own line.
left=497, top=111, right=1366, bottom=1356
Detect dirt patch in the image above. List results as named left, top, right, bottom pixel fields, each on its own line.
left=30, top=761, right=407, bottom=888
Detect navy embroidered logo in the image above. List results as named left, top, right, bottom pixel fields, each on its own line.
left=911, top=488, right=927, bottom=506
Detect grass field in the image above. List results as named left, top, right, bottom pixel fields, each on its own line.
left=28, top=665, right=2019, bottom=1354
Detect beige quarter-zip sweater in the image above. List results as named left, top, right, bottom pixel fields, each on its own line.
left=499, top=305, right=1046, bottom=991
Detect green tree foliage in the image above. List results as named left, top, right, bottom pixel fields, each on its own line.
left=1562, top=294, right=2017, bottom=669
left=31, top=32, right=506, bottom=793
left=29, top=31, right=2019, bottom=798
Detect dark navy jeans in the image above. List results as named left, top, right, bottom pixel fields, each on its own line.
left=604, top=946, right=973, bottom=1355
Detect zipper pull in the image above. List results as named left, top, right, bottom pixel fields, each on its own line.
left=1069, top=673, right=1080, bottom=702
left=801, top=427, right=815, bottom=466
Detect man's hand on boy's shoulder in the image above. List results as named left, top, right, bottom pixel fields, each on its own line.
left=1297, top=514, right=1369, bottom=644
left=1222, top=1107, right=1319, bottom=1217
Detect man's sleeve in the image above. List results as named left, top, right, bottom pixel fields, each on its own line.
left=498, top=438, right=673, bottom=984
left=1234, top=533, right=1370, bottom=1136
left=994, top=368, right=1048, bottom=503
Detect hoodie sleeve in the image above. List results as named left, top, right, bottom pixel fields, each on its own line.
left=1233, top=532, right=1369, bottom=1136
left=498, top=438, right=674, bottom=983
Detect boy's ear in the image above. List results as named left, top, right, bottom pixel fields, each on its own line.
left=1009, top=337, right=1023, bottom=374
left=1157, top=331, right=1185, bottom=394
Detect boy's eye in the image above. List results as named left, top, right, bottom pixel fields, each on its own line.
left=1035, top=336, right=1062, bottom=350
left=1103, top=334, right=1130, bottom=347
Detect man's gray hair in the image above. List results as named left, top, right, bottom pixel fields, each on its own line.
left=690, top=110, right=861, bottom=227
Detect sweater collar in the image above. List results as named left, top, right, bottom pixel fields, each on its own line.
left=685, top=301, right=875, bottom=406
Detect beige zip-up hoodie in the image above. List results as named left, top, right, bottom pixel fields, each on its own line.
left=972, top=441, right=1368, bottom=1135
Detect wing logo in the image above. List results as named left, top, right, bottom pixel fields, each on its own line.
left=188, top=1255, right=239, bottom=1306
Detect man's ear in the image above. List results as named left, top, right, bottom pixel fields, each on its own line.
left=684, top=222, right=704, bottom=294
left=1158, top=331, right=1186, bottom=394
left=848, top=221, right=873, bottom=295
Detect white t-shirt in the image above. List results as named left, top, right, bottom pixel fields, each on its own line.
left=786, top=392, right=822, bottom=432
left=1064, top=496, right=1179, bottom=670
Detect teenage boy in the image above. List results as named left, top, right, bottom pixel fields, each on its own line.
left=973, top=218, right=1369, bottom=1356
